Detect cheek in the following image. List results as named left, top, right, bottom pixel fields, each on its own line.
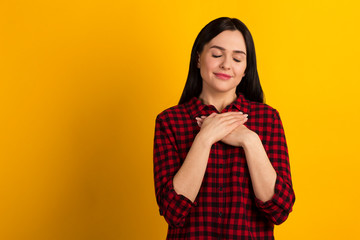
left=203, top=57, right=220, bottom=70
left=235, top=63, right=247, bottom=74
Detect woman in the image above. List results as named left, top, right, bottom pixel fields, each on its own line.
left=153, top=17, right=295, bottom=239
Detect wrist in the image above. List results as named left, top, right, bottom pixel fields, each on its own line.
left=242, top=132, right=260, bottom=149
left=195, top=132, right=213, bottom=148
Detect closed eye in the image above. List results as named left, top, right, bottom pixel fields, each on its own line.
left=212, top=55, right=241, bottom=62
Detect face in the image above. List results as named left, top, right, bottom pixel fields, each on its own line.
left=197, top=30, right=247, bottom=95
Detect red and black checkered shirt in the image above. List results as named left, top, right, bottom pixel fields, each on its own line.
left=153, top=92, right=295, bottom=239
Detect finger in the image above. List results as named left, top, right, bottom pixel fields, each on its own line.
left=217, top=111, right=245, bottom=116
left=215, top=113, right=247, bottom=122
left=219, top=120, right=243, bottom=135
left=203, top=112, right=246, bottom=126
left=228, top=119, right=247, bottom=130
left=225, top=117, right=247, bottom=126
left=235, top=117, right=248, bottom=125
left=218, top=113, right=248, bottom=123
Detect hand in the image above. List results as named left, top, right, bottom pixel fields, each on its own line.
left=196, top=113, right=254, bottom=147
left=196, top=112, right=248, bottom=145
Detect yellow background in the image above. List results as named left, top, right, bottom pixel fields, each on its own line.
left=1, top=0, right=359, bottom=239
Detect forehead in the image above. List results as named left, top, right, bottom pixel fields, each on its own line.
left=206, top=30, right=246, bottom=52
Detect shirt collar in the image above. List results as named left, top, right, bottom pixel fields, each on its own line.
left=185, top=92, right=251, bottom=119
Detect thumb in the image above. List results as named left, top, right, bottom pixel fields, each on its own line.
left=208, top=112, right=217, bottom=118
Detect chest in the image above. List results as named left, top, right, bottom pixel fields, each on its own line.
left=173, top=111, right=273, bottom=163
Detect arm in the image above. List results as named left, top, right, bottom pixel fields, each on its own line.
left=173, top=133, right=212, bottom=202
left=153, top=114, right=211, bottom=227
left=153, top=112, right=245, bottom=227
left=244, top=109, right=295, bottom=225
left=243, top=133, right=277, bottom=203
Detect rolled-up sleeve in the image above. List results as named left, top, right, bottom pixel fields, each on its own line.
left=254, top=108, right=296, bottom=225
left=153, top=113, right=197, bottom=228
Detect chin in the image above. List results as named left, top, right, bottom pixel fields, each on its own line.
left=212, top=84, right=238, bottom=93
left=213, top=87, right=237, bottom=94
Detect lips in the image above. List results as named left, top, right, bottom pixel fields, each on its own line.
left=214, top=72, right=231, bottom=80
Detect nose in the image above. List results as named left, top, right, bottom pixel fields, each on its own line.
left=220, top=55, right=231, bottom=70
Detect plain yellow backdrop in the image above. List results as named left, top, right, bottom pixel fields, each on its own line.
left=1, top=0, right=359, bottom=239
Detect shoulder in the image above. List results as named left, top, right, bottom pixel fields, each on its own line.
left=248, top=99, right=280, bottom=120
left=155, top=102, right=189, bottom=123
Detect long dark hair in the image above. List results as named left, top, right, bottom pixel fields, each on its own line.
left=179, top=17, right=265, bottom=104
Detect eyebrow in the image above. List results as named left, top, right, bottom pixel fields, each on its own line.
left=210, top=45, right=246, bottom=55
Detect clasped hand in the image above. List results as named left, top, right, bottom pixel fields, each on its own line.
left=196, top=112, right=255, bottom=147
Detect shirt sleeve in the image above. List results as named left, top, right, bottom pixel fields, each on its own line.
left=254, top=108, right=296, bottom=225
left=153, top=113, right=198, bottom=228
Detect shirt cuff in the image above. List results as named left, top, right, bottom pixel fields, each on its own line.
left=159, top=178, right=198, bottom=227
left=254, top=175, right=286, bottom=212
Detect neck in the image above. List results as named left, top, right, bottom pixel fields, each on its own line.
left=199, top=90, right=237, bottom=112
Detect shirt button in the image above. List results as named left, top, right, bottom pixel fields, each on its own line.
left=219, top=187, right=223, bottom=191
left=219, top=211, right=223, bottom=217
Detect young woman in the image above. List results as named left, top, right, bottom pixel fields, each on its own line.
left=153, top=17, right=295, bottom=239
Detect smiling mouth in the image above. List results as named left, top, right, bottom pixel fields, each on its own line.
left=214, top=73, right=231, bottom=80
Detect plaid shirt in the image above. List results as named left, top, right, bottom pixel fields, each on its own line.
left=153, top=92, right=295, bottom=239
